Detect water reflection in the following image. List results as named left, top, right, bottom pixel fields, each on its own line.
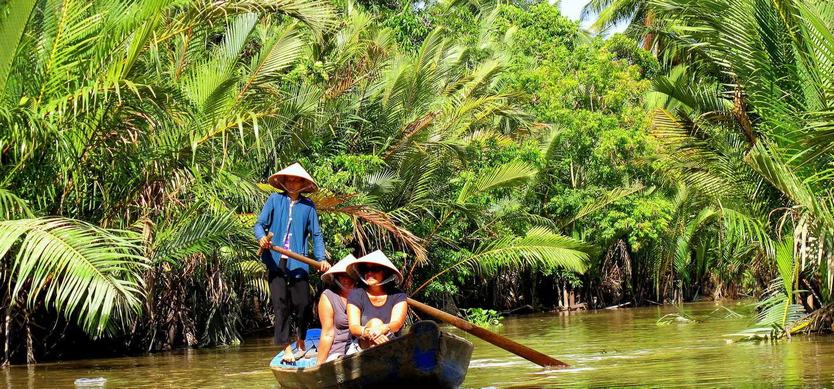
left=2, top=302, right=834, bottom=388
left=462, top=302, right=834, bottom=388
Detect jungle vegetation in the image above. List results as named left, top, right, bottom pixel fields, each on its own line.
left=0, top=0, right=831, bottom=363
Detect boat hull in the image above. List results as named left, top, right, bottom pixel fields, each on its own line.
left=271, top=321, right=474, bottom=389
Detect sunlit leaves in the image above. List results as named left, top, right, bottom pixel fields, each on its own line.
left=456, top=160, right=537, bottom=204
left=0, top=218, right=147, bottom=336
left=413, top=227, right=592, bottom=295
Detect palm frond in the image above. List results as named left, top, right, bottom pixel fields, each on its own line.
left=0, top=188, right=33, bottom=220
left=584, top=0, right=646, bottom=34
left=473, top=226, right=592, bottom=274
left=719, top=206, right=774, bottom=257
left=0, top=217, right=147, bottom=336
left=238, top=22, right=304, bottom=99
left=233, top=259, right=268, bottom=299
left=673, top=207, right=716, bottom=282
left=413, top=227, right=592, bottom=295
left=208, top=0, right=337, bottom=34
left=457, top=160, right=537, bottom=204
left=745, top=142, right=834, bottom=231
left=150, top=207, right=239, bottom=264
left=36, top=0, right=103, bottom=103
left=313, top=193, right=427, bottom=262
left=564, top=183, right=645, bottom=226
left=732, top=237, right=804, bottom=339
left=0, top=0, right=37, bottom=92
left=182, top=12, right=258, bottom=112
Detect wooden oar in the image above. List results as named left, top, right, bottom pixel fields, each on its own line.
left=405, top=298, right=567, bottom=368
left=258, top=244, right=568, bottom=368
left=260, top=237, right=331, bottom=272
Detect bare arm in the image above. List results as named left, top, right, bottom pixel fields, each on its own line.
left=316, top=295, right=335, bottom=365
left=386, top=301, right=408, bottom=334
left=347, top=303, right=364, bottom=338
left=366, top=300, right=408, bottom=344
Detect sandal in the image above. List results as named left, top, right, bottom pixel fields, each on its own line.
left=292, top=348, right=308, bottom=360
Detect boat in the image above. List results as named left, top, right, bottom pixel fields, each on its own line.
left=271, top=321, right=474, bottom=389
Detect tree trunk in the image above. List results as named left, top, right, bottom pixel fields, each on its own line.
left=24, top=310, right=34, bottom=365
left=3, top=305, right=11, bottom=366
left=530, top=273, right=537, bottom=309
left=732, top=82, right=756, bottom=147
left=643, top=11, right=655, bottom=52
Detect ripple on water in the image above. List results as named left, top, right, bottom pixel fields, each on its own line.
left=455, top=302, right=834, bottom=388
left=469, top=359, right=530, bottom=368
left=4, top=302, right=834, bottom=388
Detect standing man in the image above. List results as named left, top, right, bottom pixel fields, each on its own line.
left=255, top=162, right=331, bottom=363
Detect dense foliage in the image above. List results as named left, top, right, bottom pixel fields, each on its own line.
left=585, top=0, right=834, bottom=338
left=0, top=0, right=831, bottom=364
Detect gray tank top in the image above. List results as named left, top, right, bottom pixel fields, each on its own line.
left=322, top=289, right=351, bottom=358
left=347, top=288, right=407, bottom=337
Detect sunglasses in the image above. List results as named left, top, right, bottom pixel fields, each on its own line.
left=358, top=264, right=386, bottom=273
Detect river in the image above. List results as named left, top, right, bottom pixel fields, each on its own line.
left=4, top=302, right=834, bottom=387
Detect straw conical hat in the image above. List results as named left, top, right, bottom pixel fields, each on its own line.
left=321, top=254, right=357, bottom=284
left=347, top=250, right=403, bottom=285
left=268, top=163, right=319, bottom=193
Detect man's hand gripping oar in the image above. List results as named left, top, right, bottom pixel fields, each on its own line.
left=258, top=232, right=331, bottom=272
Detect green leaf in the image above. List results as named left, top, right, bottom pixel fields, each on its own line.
left=0, top=218, right=148, bottom=336
left=0, top=188, right=33, bottom=220
left=0, top=0, right=37, bottom=92
left=457, top=160, right=538, bottom=204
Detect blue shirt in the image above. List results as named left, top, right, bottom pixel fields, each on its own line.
left=254, top=193, right=326, bottom=277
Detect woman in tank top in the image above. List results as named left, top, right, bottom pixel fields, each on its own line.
left=317, top=254, right=358, bottom=364
left=346, top=250, right=407, bottom=349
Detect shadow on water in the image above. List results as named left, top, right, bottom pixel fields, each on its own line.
left=3, top=302, right=834, bottom=388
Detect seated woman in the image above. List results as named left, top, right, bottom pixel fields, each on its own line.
left=346, top=250, right=408, bottom=349
left=316, top=254, right=358, bottom=364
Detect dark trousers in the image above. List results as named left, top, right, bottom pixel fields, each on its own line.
left=268, top=271, right=312, bottom=346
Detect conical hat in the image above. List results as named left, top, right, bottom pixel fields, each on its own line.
left=321, top=254, right=357, bottom=284
left=268, top=163, right=319, bottom=193
left=347, top=250, right=403, bottom=285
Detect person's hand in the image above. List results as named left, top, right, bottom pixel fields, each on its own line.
left=259, top=236, right=271, bottom=249
left=367, top=325, right=381, bottom=339
left=362, top=324, right=380, bottom=339
left=368, top=324, right=389, bottom=344
left=367, top=324, right=387, bottom=338
left=319, top=260, right=331, bottom=272
left=371, top=333, right=389, bottom=345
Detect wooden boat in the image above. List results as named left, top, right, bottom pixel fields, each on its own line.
left=271, top=321, right=474, bottom=389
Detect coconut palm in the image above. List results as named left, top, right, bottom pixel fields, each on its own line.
left=0, top=0, right=337, bottom=361
left=581, top=0, right=649, bottom=34
left=643, top=0, right=834, bottom=327
left=581, top=0, right=655, bottom=49
left=281, top=8, right=594, bottom=292
left=0, top=0, right=602, bottom=361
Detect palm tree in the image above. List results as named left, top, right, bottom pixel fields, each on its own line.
left=645, top=0, right=834, bottom=329
left=281, top=9, right=594, bottom=295
left=0, top=0, right=337, bottom=361
left=1, top=0, right=599, bottom=360
left=581, top=0, right=654, bottom=48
